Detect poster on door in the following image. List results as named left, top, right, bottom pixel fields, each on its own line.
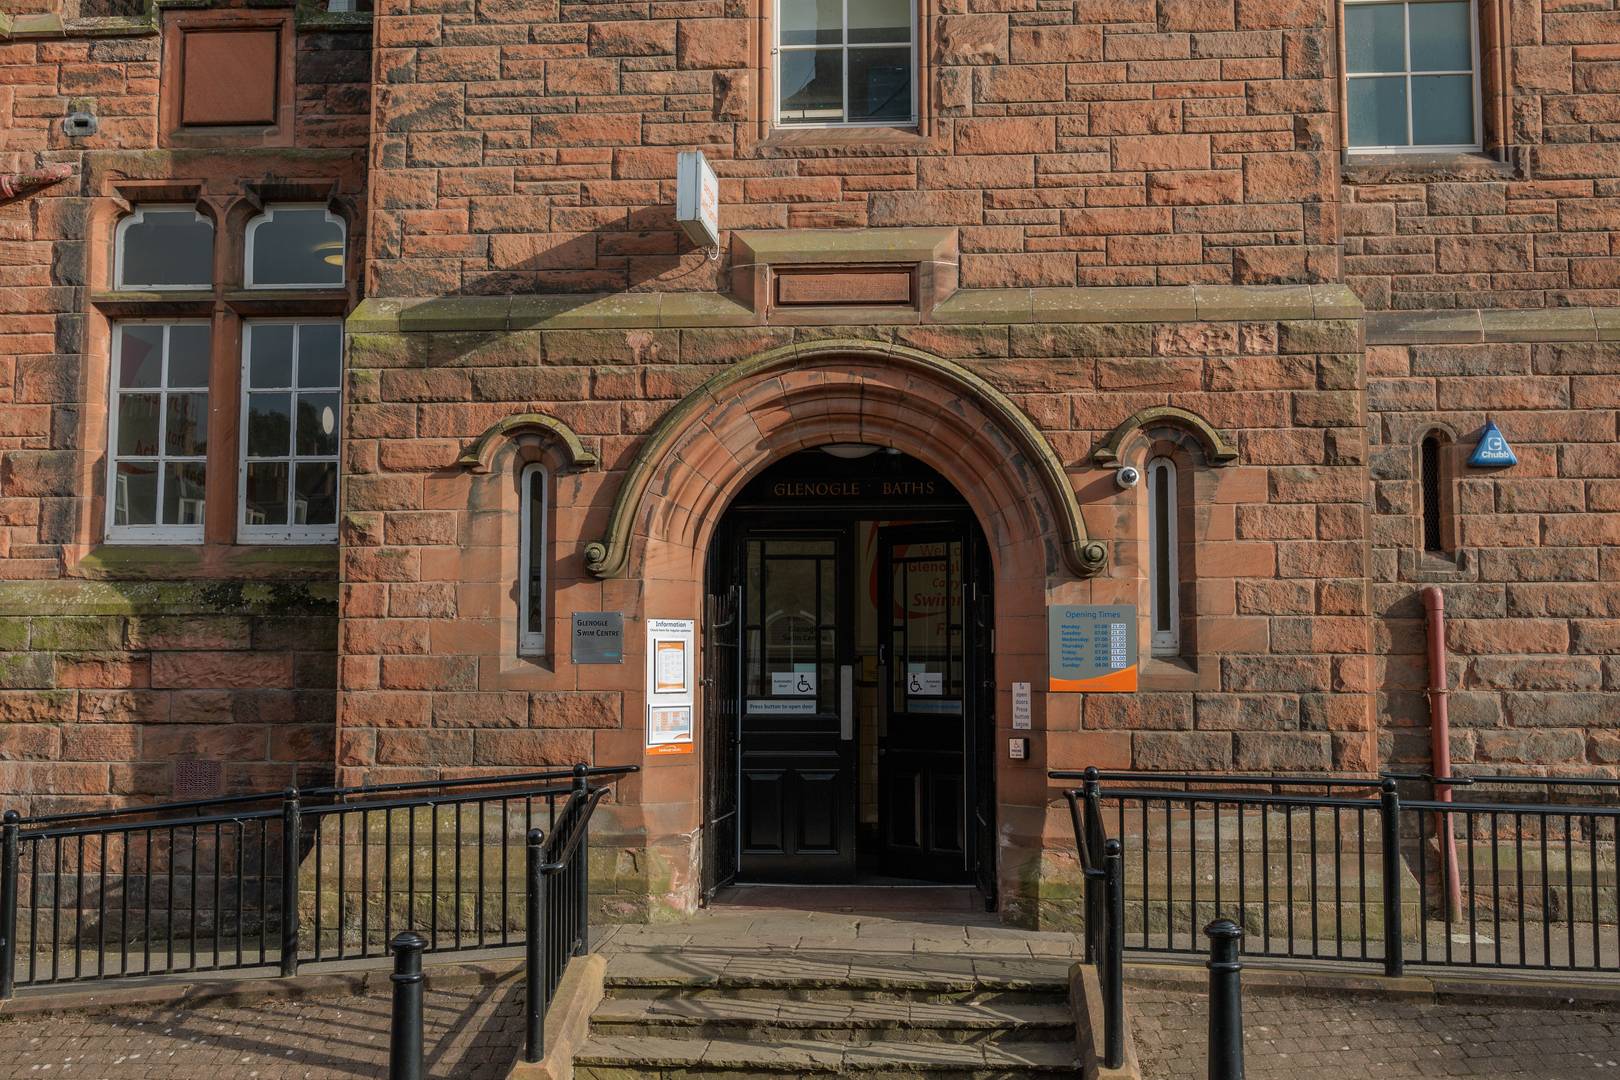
left=646, top=618, right=696, bottom=755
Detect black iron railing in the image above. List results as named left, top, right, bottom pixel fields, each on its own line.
left=1063, top=785, right=1125, bottom=1068
left=0, top=763, right=636, bottom=999
left=1053, top=768, right=1619, bottom=978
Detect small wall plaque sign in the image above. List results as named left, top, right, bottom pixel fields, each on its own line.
left=571, top=612, right=624, bottom=664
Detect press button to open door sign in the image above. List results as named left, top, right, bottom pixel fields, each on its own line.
left=1048, top=605, right=1138, bottom=693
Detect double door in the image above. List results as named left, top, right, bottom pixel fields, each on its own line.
left=710, top=522, right=991, bottom=887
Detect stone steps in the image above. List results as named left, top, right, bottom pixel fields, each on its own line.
left=589, top=994, right=1076, bottom=1044
left=575, top=950, right=1082, bottom=1078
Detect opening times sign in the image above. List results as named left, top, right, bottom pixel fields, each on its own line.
left=1048, top=605, right=1138, bottom=693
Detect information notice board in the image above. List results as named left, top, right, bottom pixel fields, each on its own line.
left=645, top=617, right=696, bottom=755
left=1047, top=605, right=1138, bottom=693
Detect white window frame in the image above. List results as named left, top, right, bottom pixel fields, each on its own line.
left=105, top=320, right=212, bottom=544
left=773, top=0, right=918, bottom=128
left=243, top=203, right=348, bottom=290
left=237, top=319, right=343, bottom=543
left=113, top=207, right=214, bottom=291
left=1343, top=0, right=1483, bottom=154
left=518, top=462, right=549, bottom=656
left=1147, top=457, right=1180, bottom=656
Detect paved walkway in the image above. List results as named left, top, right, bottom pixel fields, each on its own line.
left=1132, top=982, right=1620, bottom=1079
left=0, top=976, right=524, bottom=1079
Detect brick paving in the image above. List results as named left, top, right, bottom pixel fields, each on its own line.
left=1131, top=982, right=1620, bottom=1079
left=0, top=978, right=523, bottom=1080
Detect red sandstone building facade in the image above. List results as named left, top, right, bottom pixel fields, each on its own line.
left=0, top=0, right=1617, bottom=924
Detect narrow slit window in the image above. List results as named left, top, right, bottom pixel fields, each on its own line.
left=519, top=462, right=548, bottom=655
left=1147, top=458, right=1179, bottom=655
left=1421, top=433, right=1446, bottom=553
left=239, top=320, right=342, bottom=542
left=107, top=321, right=212, bottom=542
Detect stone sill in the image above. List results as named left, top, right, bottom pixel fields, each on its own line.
left=1342, top=151, right=1516, bottom=183
left=350, top=284, right=1364, bottom=334
left=754, top=125, right=940, bottom=158
left=1367, top=307, right=1620, bottom=345
left=731, top=227, right=955, bottom=269
left=67, top=543, right=339, bottom=582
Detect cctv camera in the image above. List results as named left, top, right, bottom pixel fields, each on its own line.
left=1115, top=466, right=1141, bottom=490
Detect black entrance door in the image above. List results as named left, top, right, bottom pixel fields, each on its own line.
left=876, top=524, right=977, bottom=882
left=735, top=532, right=856, bottom=882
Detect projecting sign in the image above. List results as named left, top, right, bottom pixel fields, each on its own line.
left=571, top=612, right=624, bottom=665
left=1469, top=419, right=1517, bottom=468
left=1048, top=605, right=1138, bottom=693
left=676, top=150, right=720, bottom=250
left=645, top=618, right=696, bottom=755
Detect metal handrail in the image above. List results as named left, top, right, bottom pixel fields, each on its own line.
left=0, top=762, right=637, bottom=1001
left=1072, top=767, right=1619, bottom=978
left=13, top=765, right=638, bottom=827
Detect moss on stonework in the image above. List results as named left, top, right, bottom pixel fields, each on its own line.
left=0, top=618, right=28, bottom=651
left=0, top=579, right=337, bottom=617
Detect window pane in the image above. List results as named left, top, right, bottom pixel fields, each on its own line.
left=250, top=207, right=345, bottom=287
left=1345, top=3, right=1406, bottom=73
left=113, top=462, right=158, bottom=526
left=1348, top=76, right=1408, bottom=146
left=116, top=394, right=161, bottom=456
left=118, top=325, right=164, bottom=388
left=848, top=47, right=912, bottom=122
left=779, top=49, right=843, bottom=122
left=119, top=209, right=213, bottom=288
left=524, top=467, right=545, bottom=639
left=295, top=392, right=340, bottom=457
left=249, top=324, right=296, bottom=388
left=247, top=393, right=293, bottom=457
left=245, top=462, right=289, bottom=525
left=849, top=0, right=910, bottom=43
left=1411, top=74, right=1474, bottom=144
left=294, top=462, right=338, bottom=525
left=163, top=462, right=207, bottom=526
left=780, top=0, right=841, bottom=45
left=167, top=324, right=212, bottom=387
left=1152, top=469, right=1172, bottom=632
left=165, top=392, right=209, bottom=457
left=299, top=324, right=342, bottom=386
left=1409, top=1, right=1471, bottom=71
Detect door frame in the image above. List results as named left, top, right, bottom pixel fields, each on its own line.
left=700, top=497, right=996, bottom=894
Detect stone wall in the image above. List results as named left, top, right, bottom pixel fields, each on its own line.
left=365, top=0, right=1343, bottom=295
left=1342, top=0, right=1620, bottom=310
left=0, top=4, right=370, bottom=811
left=341, top=284, right=1374, bottom=921
left=1369, top=319, right=1620, bottom=773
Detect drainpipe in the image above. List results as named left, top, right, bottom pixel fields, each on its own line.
left=1422, top=585, right=1463, bottom=921
left=0, top=163, right=71, bottom=205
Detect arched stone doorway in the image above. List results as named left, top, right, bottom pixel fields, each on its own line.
left=583, top=339, right=1108, bottom=917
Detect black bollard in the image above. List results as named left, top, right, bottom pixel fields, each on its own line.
left=389, top=931, right=427, bottom=1080
left=1205, top=919, right=1245, bottom=1080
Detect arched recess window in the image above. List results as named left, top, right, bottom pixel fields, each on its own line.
left=1419, top=430, right=1455, bottom=555
left=1147, top=457, right=1180, bottom=655
left=518, top=462, right=549, bottom=655
left=244, top=204, right=347, bottom=289
left=115, top=206, right=214, bottom=290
